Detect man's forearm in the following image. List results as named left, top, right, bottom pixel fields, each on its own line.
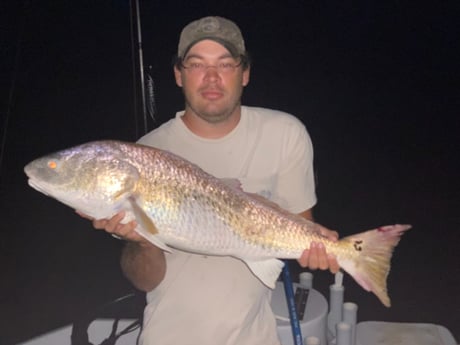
left=121, top=241, right=166, bottom=292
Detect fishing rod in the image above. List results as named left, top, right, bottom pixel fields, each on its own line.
left=129, top=0, right=147, bottom=137
left=282, top=262, right=304, bottom=345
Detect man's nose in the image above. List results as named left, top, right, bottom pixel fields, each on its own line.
left=203, top=66, right=220, bottom=80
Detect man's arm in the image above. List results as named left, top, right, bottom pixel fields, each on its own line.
left=296, top=209, right=340, bottom=273
left=120, top=240, right=166, bottom=292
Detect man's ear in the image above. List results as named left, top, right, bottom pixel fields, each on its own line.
left=242, top=67, right=250, bottom=87
left=174, top=65, right=183, bottom=87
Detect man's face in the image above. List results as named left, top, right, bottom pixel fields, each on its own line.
left=174, top=40, right=250, bottom=123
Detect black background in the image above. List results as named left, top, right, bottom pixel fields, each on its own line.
left=1, top=1, right=459, bottom=344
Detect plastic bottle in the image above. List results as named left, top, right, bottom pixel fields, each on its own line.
left=336, top=322, right=352, bottom=345
left=342, top=302, right=358, bottom=345
left=327, top=272, right=344, bottom=338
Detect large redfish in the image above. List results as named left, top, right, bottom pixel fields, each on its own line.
left=24, top=140, right=411, bottom=307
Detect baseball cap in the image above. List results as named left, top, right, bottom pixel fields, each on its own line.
left=177, top=16, right=246, bottom=59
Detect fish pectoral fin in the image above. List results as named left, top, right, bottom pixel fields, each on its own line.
left=128, top=196, right=158, bottom=235
left=128, top=197, right=171, bottom=253
left=244, top=259, right=285, bottom=289
left=129, top=197, right=159, bottom=235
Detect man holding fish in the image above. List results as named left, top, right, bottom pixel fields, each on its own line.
left=87, top=16, right=339, bottom=345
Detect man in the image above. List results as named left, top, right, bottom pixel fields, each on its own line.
left=87, top=16, right=339, bottom=345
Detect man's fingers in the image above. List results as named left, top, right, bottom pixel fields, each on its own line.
left=317, top=226, right=339, bottom=241
left=104, top=212, right=125, bottom=232
left=297, top=242, right=340, bottom=274
left=306, top=243, right=319, bottom=270
left=316, top=242, right=329, bottom=270
left=298, top=249, right=309, bottom=268
left=329, top=255, right=340, bottom=273
left=77, top=210, right=144, bottom=244
left=92, top=218, right=108, bottom=230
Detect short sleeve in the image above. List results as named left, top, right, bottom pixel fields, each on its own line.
left=274, top=118, right=317, bottom=213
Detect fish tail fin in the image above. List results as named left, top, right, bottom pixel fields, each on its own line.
left=339, top=224, right=411, bottom=307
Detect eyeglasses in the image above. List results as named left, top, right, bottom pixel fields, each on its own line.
left=181, top=60, right=242, bottom=74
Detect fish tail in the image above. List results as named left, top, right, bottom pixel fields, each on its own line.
left=338, top=224, right=411, bottom=307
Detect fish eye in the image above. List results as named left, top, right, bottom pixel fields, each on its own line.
left=47, top=160, right=58, bottom=170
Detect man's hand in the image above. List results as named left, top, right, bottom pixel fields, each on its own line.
left=77, top=211, right=166, bottom=291
left=297, top=225, right=340, bottom=273
left=76, top=211, right=147, bottom=244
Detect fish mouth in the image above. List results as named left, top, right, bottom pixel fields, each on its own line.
left=27, top=178, right=51, bottom=196
left=24, top=164, right=51, bottom=196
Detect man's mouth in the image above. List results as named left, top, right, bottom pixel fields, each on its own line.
left=201, top=89, right=224, bottom=100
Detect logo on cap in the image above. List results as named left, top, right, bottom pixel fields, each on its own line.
left=178, top=16, right=246, bottom=58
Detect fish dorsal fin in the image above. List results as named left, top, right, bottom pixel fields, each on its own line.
left=243, top=258, right=285, bottom=289
left=220, top=178, right=243, bottom=190
left=221, top=178, right=307, bottom=224
left=220, top=178, right=286, bottom=211
left=128, top=197, right=171, bottom=252
left=219, top=178, right=284, bottom=208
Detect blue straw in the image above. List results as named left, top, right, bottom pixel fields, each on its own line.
left=282, top=261, right=303, bottom=345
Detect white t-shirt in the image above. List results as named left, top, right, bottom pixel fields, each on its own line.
left=137, top=106, right=316, bottom=345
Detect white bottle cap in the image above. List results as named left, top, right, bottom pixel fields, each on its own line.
left=299, top=272, right=313, bottom=289
left=343, top=302, right=358, bottom=323
left=336, top=322, right=352, bottom=345
left=304, top=336, right=321, bottom=345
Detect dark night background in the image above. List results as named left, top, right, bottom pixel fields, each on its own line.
left=1, top=1, right=459, bottom=344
